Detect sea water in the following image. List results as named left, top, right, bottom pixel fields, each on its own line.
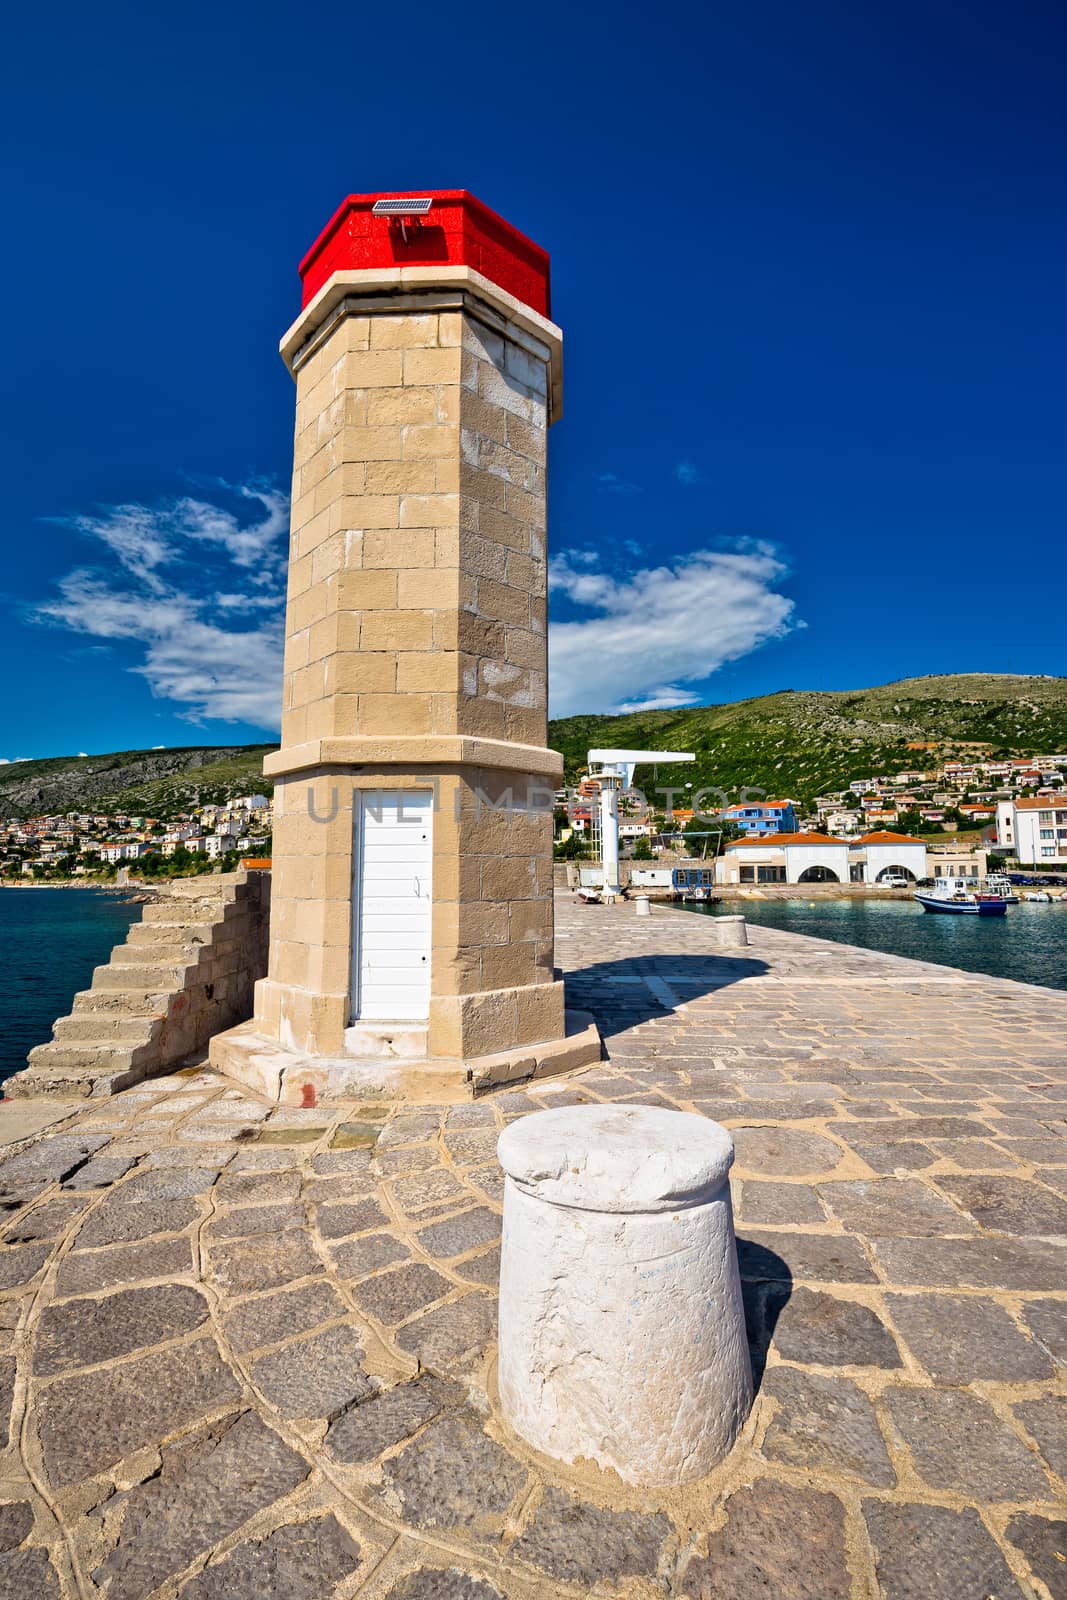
left=689, top=896, right=1067, bottom=993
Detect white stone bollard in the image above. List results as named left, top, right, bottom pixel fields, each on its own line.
left=717, top=913, right=749, bottom=947
left=497, top=1105, right=752, bottom=1486
left=635, top=894, right=651, bottom=917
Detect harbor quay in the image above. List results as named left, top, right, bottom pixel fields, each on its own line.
left=0, top=896, right=1063, bottom=1599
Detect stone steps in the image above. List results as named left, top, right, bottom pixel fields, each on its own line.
left=110, top=940, right=208, bottom=966
left=6, top=869, right=270, bottom=1099
left=126, top=920, right=217, bottom=946
left=90, top=961, right=197, bottom=990
left=72, top=986, right=176, bottom=1017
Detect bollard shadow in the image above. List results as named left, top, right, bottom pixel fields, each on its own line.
left=563, top=952, right=769, bottom=1037
left=734, top=1237, right=793, bottom=1391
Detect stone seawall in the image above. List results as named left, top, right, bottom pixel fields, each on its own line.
left=6, top=869, right=270, bottom=1099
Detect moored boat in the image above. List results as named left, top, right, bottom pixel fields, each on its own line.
left=914, top=879, right=1008, bottom=916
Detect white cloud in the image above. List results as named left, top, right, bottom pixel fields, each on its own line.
left=36, top=484, right=288, bottom=730
left=596, top=472, right=641, bottom=496
left=548, top=545, right=795, bottom=718
left=676, top=461, right=704, bottom=486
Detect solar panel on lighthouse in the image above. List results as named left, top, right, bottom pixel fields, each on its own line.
left=371, top=197, right=434, bottom=216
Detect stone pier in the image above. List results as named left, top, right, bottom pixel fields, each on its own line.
left=0, top=898, right=1064, bottom=1598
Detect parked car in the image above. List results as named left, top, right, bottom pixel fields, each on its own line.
left=880, top=875, right=911, bottom=888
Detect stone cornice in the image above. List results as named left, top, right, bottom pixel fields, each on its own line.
left=279, top=266, right=563, bottom=423
left=264, top=735, right=563, bottom=781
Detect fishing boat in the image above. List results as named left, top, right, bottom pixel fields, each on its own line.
left=914, top=878, right=1007, bottom=916
left=984, top=874, right=1020, bottom=905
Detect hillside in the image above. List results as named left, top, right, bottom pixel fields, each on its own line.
left=0, top=746, right=275, bottom=819
left=548, top=674, right=1067, bottom=806
left=3, top=675, right=1065, bottom=818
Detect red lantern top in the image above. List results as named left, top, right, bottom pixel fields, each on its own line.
left=298, top=190, right=551, bottom=317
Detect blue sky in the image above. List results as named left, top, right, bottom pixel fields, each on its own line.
left=3, top=0, right=1064, bottom=758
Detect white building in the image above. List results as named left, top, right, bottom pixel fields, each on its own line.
left=204, top=834, right=237, bottom=860
left=996, top=796, right=1067, bottom=866
left=717, top=830, right=927, bottom=886
left=849, top=832, right=928, bottom=885
left=717, top=833, right=851, bottom=886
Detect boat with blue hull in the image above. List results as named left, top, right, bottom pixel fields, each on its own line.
left=914, top=880, right=1007, bottom=917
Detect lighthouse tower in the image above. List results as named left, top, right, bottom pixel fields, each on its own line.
left=212, top=191, right=598, bottom=1101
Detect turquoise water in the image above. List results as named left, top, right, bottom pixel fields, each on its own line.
left=689, top=897, right=1067, bottom=993
left=0, top=889, right=140, bottom=1085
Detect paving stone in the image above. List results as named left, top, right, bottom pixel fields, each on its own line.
left=205, top=1201, right=306, bottom=1239
left=844, top=1139, right=934, bottom=1177
left=760, top=1368, right=894, bottom=1486
left=416, top=1208, right=500, bottom=1260
left=3, top=1196, right=88, bottom=1242
left=884, top=1385, right=1052, bottom=1500
left=312, top=1149, right=375, bottom=1175
left=215, top=1169, right=302, bottom=1204
left=871, top=1235, right=1067, bottom=1289
left=63, top=1153, right=140, bottom=1188
left=817, top=1178, right=972, bottom=1237
left=455, top=1246, right=501, bottom=1286
left=511, top=1485, right=669, bottom=1586
left=327, top=1377, right=447, bottom=1464
left=224, top=1281, right=347, bottom=1354
left=863, top=1501, right=1026, bottom=1599
left=1013, top=1395, right=1067, bottom=1479
left=395, top=1293, right=497, bottom=1372
left=0, top=1134, right=109, bottom=1194
left=1005, top=1514, right=1067, bottom=1600
left=0, top=1241, right=51, bottom=1290
left=92, top=1410, right=309, bottom=1600
left=1022, top=1297, right=1067, bottom=1364
left=376, top=1112, right=440, bottom=1146
left=141, top=1145, right=232, bottom=1169
left=738, top=1182, right=825, bottom=1225
left=177, top=1514, right=362, bottom=1600
left=927, top=1138, right=1020, bottom=1169
left=936, top=1174, right=1067, bottom=1236
left=391, top=1169, right=468, bottom=1212
left=829, top=1116, right=989, bottom=1141
left=72, top=1197, right=199, bottom=1250
left=381, top=1413, right=526, bottom=1535
left=737, top=1231, right=877, bottom=1284
left=37, top=1335, right=241, bottom=1487
left=771, top=1288, right=902, bottom=1368
left=332, top=1232, right=409, bottom=1279
left=731, top=1128, right=843, bottom=1175
left=886, top=1292, right=1054, bottom=1382
left=115, top=1166, right=222, bottom=1202
left=0, top=1360, right=13, bottom=1449
left=0, top=1503, right=32, bottom=1551
left=681, top=1478, right=851, bottom=1599
left=35, top=1283, right=209, bottom=1375
left=350, top=1263, right=452, bottom=1325
left=55, top=1235, right=193, bottom=1297
left=315, top=1198, right=387, bottom=1238
left=251, top=1325, right=375, bottom=1420
left=0, top=1548, right=61, bottom=1598
left=384, top=1572, right=505, bottom=1600
left=466, top=1166, right=505, bottom=1205
left=206, top=1230, right=320, bottom=1294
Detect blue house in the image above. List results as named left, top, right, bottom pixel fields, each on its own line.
left=724, top=800, right=797, bottom=836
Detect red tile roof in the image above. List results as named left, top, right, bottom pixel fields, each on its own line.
left=727, top=831, right=844, bottom=848
left=1014, top=795, right=1067, bottom=810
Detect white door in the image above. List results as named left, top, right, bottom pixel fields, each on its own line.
left=352, top=791, right=433, bottom=1022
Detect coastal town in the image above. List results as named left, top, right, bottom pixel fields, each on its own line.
left=559, top=749, right=1067, bottom=886
left=0, top=793, right=273, bottom=880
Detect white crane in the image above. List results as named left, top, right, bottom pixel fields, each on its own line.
left=586, top=748, right=696, bottom=897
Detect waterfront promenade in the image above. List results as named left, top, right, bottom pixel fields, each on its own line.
left=0, top=898, right=1063, bottom=1598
